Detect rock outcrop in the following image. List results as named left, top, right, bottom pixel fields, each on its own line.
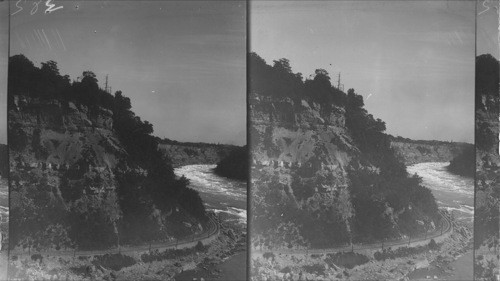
left=250, top=90, right=440, bottom=250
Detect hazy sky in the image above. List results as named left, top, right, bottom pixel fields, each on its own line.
left=252, top=0, right=475, bottom=143
left=9, top=0, right=246, bottom=145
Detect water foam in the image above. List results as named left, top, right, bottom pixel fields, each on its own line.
left=407, top=162, right=473, bottom=196
left=407, top=162, right=473, bottom=222
left=175, top=165, right=246, bottom=200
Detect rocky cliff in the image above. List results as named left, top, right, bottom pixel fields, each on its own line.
left=390, top=137, right=471, bottom=166
left=250, top=92, right=439, bottom=249
left=249, top=51, right=440, bottom=251
left=9, top=96, right=206, bottom=251
left=251, top=94, right=359, bottom=248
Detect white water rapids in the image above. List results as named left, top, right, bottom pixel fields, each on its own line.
left=407, top=162, right=473, bottom=222
left=174, top=164, right=247, bottom=225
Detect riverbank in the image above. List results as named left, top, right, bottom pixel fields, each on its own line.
left=408, top=250, right=473, bottom=280
left=174, top=216, right=246, bottom=281
left=172, top=164, right=247, bottom=280
left=251, top=161, right=473, bottom=280
left=8, top=213, right=246, bottom=280
left=250, top=220, right=471, bottom=280
left=405, top=162, right=473, bottom=280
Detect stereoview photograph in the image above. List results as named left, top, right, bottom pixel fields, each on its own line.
left=7, top=1, right=246, bottom=280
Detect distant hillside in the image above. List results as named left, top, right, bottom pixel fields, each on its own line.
left=158, top=138, right=238, bottom=167
left=389, top=135, right=471, bottom=166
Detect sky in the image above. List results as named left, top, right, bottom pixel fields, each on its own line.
left=251, top=0, right=476, bottom=143
left=477, top=0, right=499, bottom=58
left=8, top=0, right=246, bottom=145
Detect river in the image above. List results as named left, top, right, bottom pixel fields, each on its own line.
left=407, top=162, right=473, bottom=223
left=174, top=165, right=247, bottom=281
left=406, top=162, right=473, bottom=280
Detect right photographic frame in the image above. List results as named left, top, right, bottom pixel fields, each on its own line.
left=249, top=1, right=481, bottom=280
left=475, top=0, right=500, bottom=280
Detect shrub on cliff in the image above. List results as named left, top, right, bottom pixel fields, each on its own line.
left=214, top=146, right=247, bottom=180
left=249, top=52, right=345, bottom=106
left=447, top=145, right=474, bottom=177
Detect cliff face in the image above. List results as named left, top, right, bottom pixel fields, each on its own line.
left=9, top=96, right=204, bottom=250
left=251, top=94, right=358, bottom=190
left=251, top=92, right=441, bottom=249
left=390, top=139, right=471, bottom=166
left=11, top=96, right=123, bottom=169
left=251, top=94, right=363, bottom=248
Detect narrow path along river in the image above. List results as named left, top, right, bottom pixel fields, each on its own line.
left=406, top=162, right=473, bottom=281
left=174, top=164, right=247, bottom=281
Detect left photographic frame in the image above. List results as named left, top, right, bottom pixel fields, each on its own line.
left=0, top=0, right=9, bottom=279
left=7, top=1, right=247, bottom=280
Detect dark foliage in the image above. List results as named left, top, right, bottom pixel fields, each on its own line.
left=476, top=54, right=499, bottom=152
left=447, top=145, right=474, bottom=177
left=249, top=53, right=346, bottom=106
left=214, top=145, right=248, bottom=180
left=8, top=55, right=114, bottom=110
left=476, top=54, right=499, bottom=112
left=0, top=144, right=8, bottom=178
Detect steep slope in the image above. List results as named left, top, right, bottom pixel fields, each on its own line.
left=250, top=53, right=440, bottom=249
left=8, top=55, right=208, bottom=251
